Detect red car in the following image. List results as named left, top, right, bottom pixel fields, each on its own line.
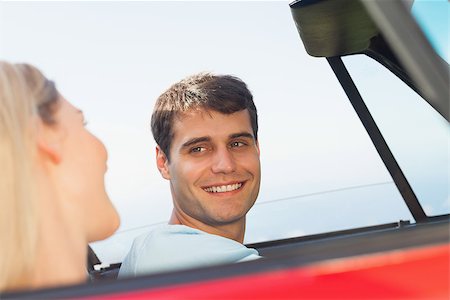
left=5, top=0, right=449, bottom=298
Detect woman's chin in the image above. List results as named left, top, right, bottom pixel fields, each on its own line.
left=87, top=206, right=120, bottom=242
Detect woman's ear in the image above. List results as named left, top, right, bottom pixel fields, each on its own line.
left=36, top=119, right=64, bottom=164
left=156, top=146, right=170, bottom=179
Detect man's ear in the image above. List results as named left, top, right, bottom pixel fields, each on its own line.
left=156, top=146, right=170, bottom=179
left=36, top=119, right=63, bottom=164
left=255, top=140, right=260, bottom=156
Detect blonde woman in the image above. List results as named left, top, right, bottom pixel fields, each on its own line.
left=0, top=62, right=120, bottom=292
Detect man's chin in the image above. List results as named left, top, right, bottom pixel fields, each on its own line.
left=204, top=212, right=246, bottom=227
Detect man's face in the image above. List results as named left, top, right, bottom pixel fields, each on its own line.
left=157, top=108, right=261, bottom=227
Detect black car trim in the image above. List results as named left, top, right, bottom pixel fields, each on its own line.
left=361, top=0, right=449, bottom=121
left=247, top=220, right=411, bottom=251
left=326, top=56, right=427, bottom=223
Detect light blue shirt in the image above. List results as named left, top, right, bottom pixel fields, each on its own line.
left=119, top=224, right=261, bottom=277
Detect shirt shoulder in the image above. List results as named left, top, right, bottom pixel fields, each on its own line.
left=119, top=225, right=260, bottom=277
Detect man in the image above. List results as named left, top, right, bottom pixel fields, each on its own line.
left=119, top=73, right=261, bottom=277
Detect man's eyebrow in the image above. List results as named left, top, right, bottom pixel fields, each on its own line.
left=229, top=132, right=254, bottom=140
left=181, top=136, right=211, bottom=148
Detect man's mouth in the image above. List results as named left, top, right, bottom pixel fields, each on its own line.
left=203, top=182, right=244, bottom=193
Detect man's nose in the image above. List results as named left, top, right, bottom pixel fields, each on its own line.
left=211, top=147, right=236, bottom=174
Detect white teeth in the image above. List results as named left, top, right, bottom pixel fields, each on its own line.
left=204, top=183, right=242, bottom=193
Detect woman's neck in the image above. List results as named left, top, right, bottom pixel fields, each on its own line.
left=29, top=208, right=88, bottom=290
left=28, top=176, right=88, bottom=290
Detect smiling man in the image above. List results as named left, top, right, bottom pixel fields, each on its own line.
left=119, top=73, right=262, bottom=277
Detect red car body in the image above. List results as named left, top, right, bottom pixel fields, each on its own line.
left=93, top=244, right=448, bottom=299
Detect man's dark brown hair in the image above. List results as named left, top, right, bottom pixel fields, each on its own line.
left=151, top=73, right=258, bottom=161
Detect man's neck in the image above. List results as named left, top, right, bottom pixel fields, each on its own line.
left=169, top=210, right=246, bottom=243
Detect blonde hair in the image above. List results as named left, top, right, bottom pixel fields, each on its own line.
left=0, top=62, right=58, bottom=291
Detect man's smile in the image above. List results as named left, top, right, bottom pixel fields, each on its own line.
left=202, top=182, right=245, bottom=193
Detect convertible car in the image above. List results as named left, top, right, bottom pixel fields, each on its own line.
left=4, top=0, right=449, bottom=298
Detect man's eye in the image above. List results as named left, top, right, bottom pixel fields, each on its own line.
left=191, top=147, right=206, bottom=153
left=230, top=141, right=245, bottom=148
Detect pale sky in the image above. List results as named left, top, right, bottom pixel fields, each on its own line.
left=0, top=1, right=447, bottom=263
